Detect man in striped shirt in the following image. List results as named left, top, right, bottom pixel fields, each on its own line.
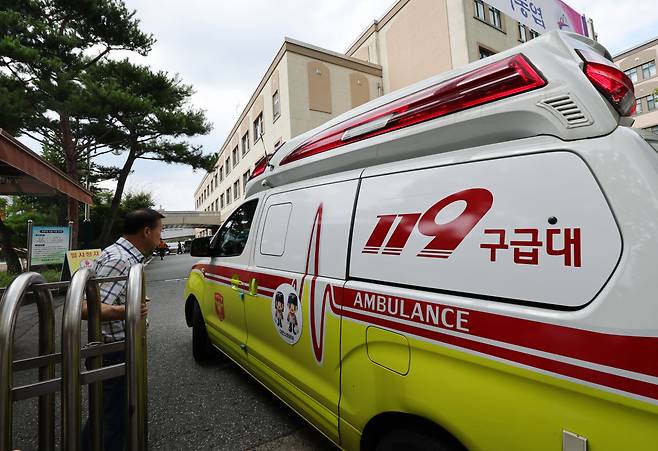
left=82, top=208, right=163, bottom=451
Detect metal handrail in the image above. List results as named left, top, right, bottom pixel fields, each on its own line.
left=0, top=265, right=148, bottom=451
left=0, top=275, right=128, bottom=297
left=126, top=264, right=148, bottom=450
left=62, top=268, right=103, bottom=451
left=0, top=272, right=56, bottom=451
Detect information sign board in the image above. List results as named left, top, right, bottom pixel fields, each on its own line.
left=30, top=226, right=70, bottom=266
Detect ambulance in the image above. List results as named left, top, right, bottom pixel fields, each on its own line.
left=184, top=30, right=658, bottom=450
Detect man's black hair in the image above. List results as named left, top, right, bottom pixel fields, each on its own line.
left=287, top=293, right=298, bottom=307
left=123, top=208, right=165, bottom=235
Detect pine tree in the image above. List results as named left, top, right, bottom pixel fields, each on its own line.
left=80, top=59, right=214, bottom=245
left=0, top=0, right=154, bottom=246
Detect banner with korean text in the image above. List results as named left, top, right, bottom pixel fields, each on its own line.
left=488, top=0, right=587, bottom=36
left=65, top=249, right=101, bottom=275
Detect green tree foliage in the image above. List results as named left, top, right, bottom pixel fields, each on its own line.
left=3, top=196, right=60, bottom=248
left=80, top=59, right=213, bottom=245
left=0, top=189, right=155, bottom=262
left=0, top=197, right=22, bottom=274
left=0, top=195, right=61, bottom=274
left=0, top=0, right=154, bottom=244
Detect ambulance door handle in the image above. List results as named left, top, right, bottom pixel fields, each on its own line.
left=230, top=277, right=245, bottom=301
left=248, top=278, right=258, bottom=296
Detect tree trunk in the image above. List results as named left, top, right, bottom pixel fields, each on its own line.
left=59, top=113, right=80, bottom=248
left=0, top=216, right=22, bottom=275
left=99, top=150, right=137, bottom=247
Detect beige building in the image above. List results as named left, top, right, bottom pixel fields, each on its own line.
left=614, top=37, right=658, bottom=134
left=346, top=0, right=541, bottom=93
left=195, top=0, right=559, bottom=226
left=194, top=38, right=382, bottom=232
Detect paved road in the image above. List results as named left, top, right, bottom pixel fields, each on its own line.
left=9, top=252, right=337, bottom=450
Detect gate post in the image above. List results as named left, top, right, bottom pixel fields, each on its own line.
left=125, top=263, right=148, bottom=450
left=62, top=268, right=103, bottom=451
left=0, top=273, right=55, bottom=451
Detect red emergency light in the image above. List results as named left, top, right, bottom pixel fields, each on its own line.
left=280, top=53, right=547, bottom=166
left=250, top=154, right=271, bottom=180
left=578, top=49, right=635, bottom=117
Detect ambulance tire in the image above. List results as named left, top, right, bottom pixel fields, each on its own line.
left=375, top=427, right=464, bottom=451
left=192, top=301, right=215, bottom=363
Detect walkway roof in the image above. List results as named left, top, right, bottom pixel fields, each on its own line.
left=0, top=130, right=92, bottom=204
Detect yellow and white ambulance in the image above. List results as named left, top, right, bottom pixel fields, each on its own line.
left=184, top=30, right=658, bottom=450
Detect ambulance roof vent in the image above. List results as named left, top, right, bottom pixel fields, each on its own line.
left=539, top=94, right=592, bottom=128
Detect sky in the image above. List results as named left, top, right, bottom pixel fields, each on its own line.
left=18, top=0, right=658, bottom=211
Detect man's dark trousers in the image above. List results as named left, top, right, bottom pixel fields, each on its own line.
left=82, top=351, right=126, bottom=451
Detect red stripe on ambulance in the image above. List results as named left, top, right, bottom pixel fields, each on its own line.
left=342, top=288, right=658, bottom=379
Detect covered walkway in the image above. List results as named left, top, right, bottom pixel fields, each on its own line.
left=0, top=130, right=92, bottom=203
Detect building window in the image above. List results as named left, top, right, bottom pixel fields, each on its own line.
left=636, top=98, right=643, bottom=114
left=241, top=132, right=249, bottom=157
left=232, top=146, right=239, bottom=168
left=273, top=90, right=280, bottom=121
left=219, top=165, right=223, bottom=182
left=225, top=157, right=231, bottom=175
left=233, top=180, right=240, bottom=201
left=642, top=61, right=656, bottom=79
left=474, top=0, right=485, bottom=20
left=214, top=172, right=218, bottom=186
left=647, top=94, right=656, bottom=112
left=488, top=6, right=502, bottom=29
left=220, top=193, right=225, bottom=209
left=625, top=67, right=638, bottom=83
left=518, top=23, right=527, bottom=42
left=253, top=113, right=263, bottom=142
left=242, top=170, right=250, bottom=192
left=479, top=46, right=495, bottom=59
left=226, top=187, right=231, bottom=205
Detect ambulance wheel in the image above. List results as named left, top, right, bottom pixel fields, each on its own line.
left=192, top=301, right=215, bottom=363
left=375, top=427, right=464, bottom=451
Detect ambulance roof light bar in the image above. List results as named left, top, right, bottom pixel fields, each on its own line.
left=280, top=53, right=547, bottom=166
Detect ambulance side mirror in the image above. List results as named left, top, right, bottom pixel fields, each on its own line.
left=190, top=237, right=211, bottom=257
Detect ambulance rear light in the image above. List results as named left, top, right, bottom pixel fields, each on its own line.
left=249, top=154, right=271, bottom=180
left=280, top=54, right=546, bottom=165
left=577, top=49, right=636, bottom=117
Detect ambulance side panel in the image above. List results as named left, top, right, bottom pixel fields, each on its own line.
left=339, top=147, right=658, bottom=450
left=245, top=174, right=359, bottom=443
left=349, top=152, right=621, bottom=308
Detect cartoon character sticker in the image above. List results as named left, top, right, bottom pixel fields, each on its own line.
left=274, top=292, right=285, bottom=328
left=214, top=292, right=225, bottom=321
left=287, top=293, right=299, bottom=335
left=272, top=283, right=302, bottom=345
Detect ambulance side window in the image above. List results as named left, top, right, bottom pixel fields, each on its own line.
left=210, top=200, right=258, bottom=257
left=260, top=202, right=292, bottom=256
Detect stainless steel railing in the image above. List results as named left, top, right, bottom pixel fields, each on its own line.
left=0, top=264, right=148, bottom=451
left=0, top=272, right=55, bottom=451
